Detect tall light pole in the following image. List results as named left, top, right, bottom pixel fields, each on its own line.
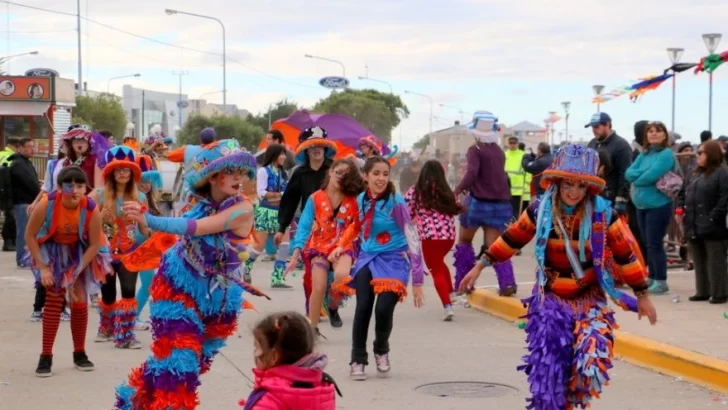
left=667, top=47, right=684, bottom=132
left=77, top=0, right=82, bottom=96
left=0, top=50, right=39, bottom=65
left=548, top=111, right=558, bottom=145
left=173, top=71, right=189, bottom=128
left=357, top=76, right=392, bottom=93
left=439, top=104, right=464, bottom=124
left=592, top=85, right=605, bottom=112
left=702, top=33, right=722, bottom=131
left=561, top=101, right=571, bottom=142
left=165, top=9, right=226, bottom=114
left=107, top=73, right=141, bottom=94
left=404, top=90, right=433, bottom=135
left=304, top=54, right=346, bottom=78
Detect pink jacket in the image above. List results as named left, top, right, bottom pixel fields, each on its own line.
left=240, top=365, right=337, bottom=410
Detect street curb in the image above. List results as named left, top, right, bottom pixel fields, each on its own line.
left=468, top=288, right=728, bottom=393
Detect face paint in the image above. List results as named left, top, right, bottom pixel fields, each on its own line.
left=61, top=183, right=75, bottom=195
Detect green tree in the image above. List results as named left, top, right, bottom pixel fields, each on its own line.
left=178, top=113, right=265, bottom=151
left=248, top=98, right=299, bottom=130
left=72, top=93, right=127, bottom=138
left=312, top=89, right=409, bottom=144
left=413, top=135, right=430, bottom=150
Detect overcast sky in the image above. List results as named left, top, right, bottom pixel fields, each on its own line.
left=3, top=0, right=728, bottom=147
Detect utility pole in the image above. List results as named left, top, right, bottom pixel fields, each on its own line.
left=173, top=71, right=189, bottom=128
left=76, top=0, right=83, bottom=96
left=141, top=90, right=145, bottom=137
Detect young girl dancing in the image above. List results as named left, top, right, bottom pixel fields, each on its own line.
left=239, top=311, right=340, bottom=409
left=460, top=144, right=657, bottom=410
left=333, top=156, right=425, bottom=380
left=133, top=154, right=163, bottom=331
left=114, top=139, right=262, bottom=410
left=251, top=144, right=291, bottom=289
left=92, top=146, right=148, bottom=349
left=286, top=158, right=364, bottom=335
left=25, top=166, right=111, bottom=377
left=404, top=159, right=463, bottom=321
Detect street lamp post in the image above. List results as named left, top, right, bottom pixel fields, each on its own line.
left=404, top=90, right=433, bottom=135
left=561, top=101, right=571, bottom=142
left=305, top=54, right=346, bottom=78
left=439, top=104, right=465, bottom=124
left=592, top=85, right=605, bottom=112
left=702, top=33, right=722, bottom=131
left=165, top=9, right=227, bottom=114
left=548, top=111, right=558, bottom=145
left=0, top=50, right=39, bottom=65
left=107, top=73, right=141, bottom=94
left=173, top=71, right=189, bottom=128
left=357, top=76, right=392, bottom=93
left=667, top=47, right=684, bottom=132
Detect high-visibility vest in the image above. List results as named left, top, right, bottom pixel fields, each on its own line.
left=504, top=150, right=531, bottom=199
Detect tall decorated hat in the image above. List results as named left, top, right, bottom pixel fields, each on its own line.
left=103, top=146, right=142, bottom=183
left=359, top=135, right=383, bottom=155
left=185, top=139, right=257, bottom=192
left=62, top=124, right=110, bottom=166
left=540, top=144, right=605, bottom=194
left=294, top=126, right=337, bottom=165
left=467, top=111, right=501, bottom=144
left=136, top=154, right=162, bottom=190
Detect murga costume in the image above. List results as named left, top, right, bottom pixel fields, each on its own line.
left=476, top=145, right=649, bottom=409
left=114, top=140, right=263, bottom=410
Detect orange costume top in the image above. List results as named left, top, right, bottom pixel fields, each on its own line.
left=485, top=200, right=648, bottom=301
left=291, top=190, right=359, bottom=256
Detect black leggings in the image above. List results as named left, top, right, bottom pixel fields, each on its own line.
left=350, top=266, right=399, bottom=365
left=100, top=263, right=138, bottom=305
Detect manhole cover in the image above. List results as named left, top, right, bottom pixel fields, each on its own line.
left=415, top=381, right=518, bottom=398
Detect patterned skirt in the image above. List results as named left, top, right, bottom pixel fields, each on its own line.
left=26, top=241, right=111, bottom=295
left=459, top=195, right=512, bottom=230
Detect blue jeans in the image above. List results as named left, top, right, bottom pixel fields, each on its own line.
left=636, top=202, right=672, bottom=281
left=13, top=204, right=29, bottom=267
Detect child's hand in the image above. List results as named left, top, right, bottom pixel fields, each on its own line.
left=285, top=249, right=301, bottom=277
left=413, top=285, right=424, bottom=308
left=328, top=247, right=344, bottom=263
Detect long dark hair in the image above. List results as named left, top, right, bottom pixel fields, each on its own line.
left=698, top=140, right=725, bottom=176
left=413, top=160, right=462, bottom=215
left=262, top=144, right=287, bottom=169
left=362, top=156, right=396, bottom=205
left=321, top=158, right=365, bottom=197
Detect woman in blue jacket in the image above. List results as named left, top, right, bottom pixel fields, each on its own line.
left=625, top=121, right=675, bottom=294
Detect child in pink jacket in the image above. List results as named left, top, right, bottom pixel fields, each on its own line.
left=240, top=311, right=340, bottom=409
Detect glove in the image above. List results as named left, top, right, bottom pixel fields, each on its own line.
left=144, top=213, right=197, bottom=236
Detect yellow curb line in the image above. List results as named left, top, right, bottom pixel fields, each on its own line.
left=468, top=288, right=728, bottom=393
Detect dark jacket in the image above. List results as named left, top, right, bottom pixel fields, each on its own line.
left=677, top=166, right=728, bottom=240
left=588, top=131, right=632, bottom=202
left=521, top=152, right=554, bottom=196
left=8, top=153, right=40, bottom=205
left=277, top=158, right=332, bottom=234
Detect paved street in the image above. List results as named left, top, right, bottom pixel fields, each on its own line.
left=0, top=250, right=726, bottom=409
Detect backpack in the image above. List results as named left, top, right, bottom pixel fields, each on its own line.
left=241, top=372, right=341, bottom=410
left=0, top=163, right=13, bottom=209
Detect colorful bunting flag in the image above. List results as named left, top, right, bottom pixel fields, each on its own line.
left=695, top=50, right=728, bottom=74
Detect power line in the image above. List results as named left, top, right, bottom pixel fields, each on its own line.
left=1, top=29, right=76, bottom=34
left=226, top=55, right=322, bottom=90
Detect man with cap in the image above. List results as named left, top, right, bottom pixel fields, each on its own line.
left=586, top=112, right=632, bottom=213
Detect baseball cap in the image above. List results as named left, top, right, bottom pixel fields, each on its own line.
left=584, top=112, right=612, bottom=128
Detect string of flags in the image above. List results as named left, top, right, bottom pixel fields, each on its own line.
left=593, top=50, right=726, bottom=105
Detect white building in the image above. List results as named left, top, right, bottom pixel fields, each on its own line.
left=122, top=85, right=188, bottom=139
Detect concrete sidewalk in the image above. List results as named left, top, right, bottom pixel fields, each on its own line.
left=0, top=251, right=725, bottom=409
left=467, top=243, right=728, bottom=393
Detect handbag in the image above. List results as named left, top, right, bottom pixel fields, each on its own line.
left=656, top=153, right=683, bottom=199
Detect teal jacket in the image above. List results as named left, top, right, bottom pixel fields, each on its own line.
left=625, top=146, right=675, bottom=210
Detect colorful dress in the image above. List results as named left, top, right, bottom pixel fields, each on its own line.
left=291, top=190, right=359, bottom=313
left=255, top=165, right=287, bottom=234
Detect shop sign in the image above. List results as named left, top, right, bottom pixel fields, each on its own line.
left=25, top=68, right=59, bottom=77
left=0, top=76, right=54, bottom=102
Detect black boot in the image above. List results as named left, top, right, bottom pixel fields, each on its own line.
left=35, top=354, right=53, bottom=378
left=328, top=308, right=343, bottom=329
left=73, top=351, right=95, bottom=372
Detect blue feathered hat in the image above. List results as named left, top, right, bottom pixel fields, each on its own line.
left=185, top=139, right=257, bottom=191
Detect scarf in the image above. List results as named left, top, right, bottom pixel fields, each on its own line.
left=362, top=190, right=383, bottom=240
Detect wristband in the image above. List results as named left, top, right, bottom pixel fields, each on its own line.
left=675, top=208, right=685, bottom=216
left=480, top=257, right=492, bottom=268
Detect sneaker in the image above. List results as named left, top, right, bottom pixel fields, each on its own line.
left=73, top=351, right=95, bottom=372
left=30, top=311, right=43, bottom=322
left=443, top=305, right=454, bottom=322
left=60, top=310, right=71, bottom=322
left=648, top=280, right=670, bottom=295
left=328, top=308, right=343, bottom=329
left=116, top=339, right=143, bottom=350
left=95, top=332, right=113, bottom=343
left=135, top=321, right=150, bottom=331
left=89, top=294, right=99, bottom=307
left=35, top=354, right=53, bottom=378
left=271, top=283, right=293, bottom=290
left=349, top=363, right=366, bottom=381
left=374, top=353, right=390, bottom=377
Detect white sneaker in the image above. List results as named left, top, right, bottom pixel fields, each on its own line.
left=444, top=305, right=454, bottom=322
left=95, top=332, right=113, bottom=343
left=349, top=363, right=366, bottom=381
left=135, top=322, right=150, bottom=331
left=374, top=353, right=390, bottom=377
